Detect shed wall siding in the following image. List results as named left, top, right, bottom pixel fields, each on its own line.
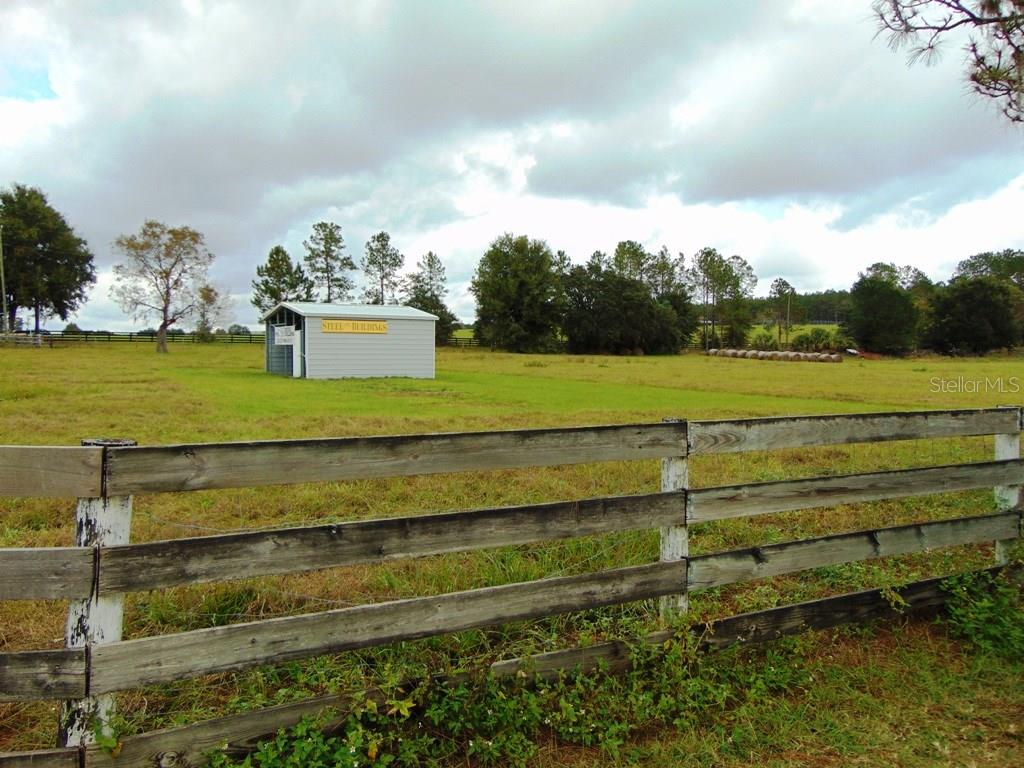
left=304, top=317, right=435, bottom=378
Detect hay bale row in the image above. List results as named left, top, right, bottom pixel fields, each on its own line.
left=707, top=348, right=842, bottom=363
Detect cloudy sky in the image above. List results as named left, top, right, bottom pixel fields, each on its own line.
left=2, top=0, right=1022, bottom=330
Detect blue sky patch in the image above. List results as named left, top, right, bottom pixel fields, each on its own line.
left=0, top=62, right=55, bottom=101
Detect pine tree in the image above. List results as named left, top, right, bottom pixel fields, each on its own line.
left=403, top=251, right=458, bottom=344
left=361, top=231, right=405, bottom=304
left=251, top=245, right=315, bottom=314
left=303, top=222, right=355, bottom=302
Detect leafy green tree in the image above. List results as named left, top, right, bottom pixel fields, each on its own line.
left=926, top=276, right=1021, bottom=353
left=403, top=251, right=459, bottom=344
left=563, top=258, right=683, bottom=354
left=471, top=233, right=561, bottom=352
left=0, top=183, right=95, bottom=332
left=874, top=0, right=1024, bottom=123
left=611, top=240, right=653, bottom=283
left=195, top=284, right=231, bottom=342
left=251, top=245, right=315, bottom=314
left=228, top=323, right=251, bottom=334
left=864, top=261, right=932, bottom=291
left=656, top=286, right=699, bottom=349
left=685, top=247, right=751, bottom=348
left=686, top=247, right=723, bottom=348
left=405, top=250, right=447, bottom=298
left=717, top=255, right=757, bottom=348
left=111, top=220, right=214, bottom=353
left=361, top=231, right=405, bottom=304
left=793, top=289, right=850, bottom=324
left=954, top=249, right=1024, bottom=290
left=768, top=278, right=795, bottom=345
left=303, top=221, right=355, bottom=302
left=646, top=246, right=686, bottom=298
left=845, top=274, right=919, bottom=354
left=863, top=261, right=935, bottom=335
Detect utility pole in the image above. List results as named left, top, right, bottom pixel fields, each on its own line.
left=786, top=287, right=792, bottom=346
left=0, top=223, right=7, bottom=335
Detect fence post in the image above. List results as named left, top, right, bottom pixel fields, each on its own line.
left=58, top=438, right=136, bottom=748
left=659, top=418, right=689, bottom=623
left=994, top=406, right=1022, bottom=565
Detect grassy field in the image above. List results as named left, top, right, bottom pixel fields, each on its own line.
left=449, top=323, right=841, bottom=347
left=1, top=343, right=1022, bottom=765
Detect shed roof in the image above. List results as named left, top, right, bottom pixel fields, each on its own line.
left=262, top=302, right=438, bottom=322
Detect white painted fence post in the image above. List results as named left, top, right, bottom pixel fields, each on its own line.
left=58, top=438, right=136, bottom=748
left=659, top=418, right=689, bottom=623
left=292, top=330, right=303, bottom=378
left=994, top=407, right=1021, bottom=565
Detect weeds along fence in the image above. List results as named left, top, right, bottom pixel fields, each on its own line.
left=1, top=408, right=1022, bottom=767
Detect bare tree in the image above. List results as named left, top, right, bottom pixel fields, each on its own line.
left=111, top=220, right=214, bottom=353
left=874, top=0, right=1024, bottom=123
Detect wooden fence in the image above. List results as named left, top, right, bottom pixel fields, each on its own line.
left=1, top=332, right=265, bottom=345
left=0, top=407, right=1021, bottom=767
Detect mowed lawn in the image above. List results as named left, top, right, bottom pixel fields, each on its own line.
left=1, top=343, right=1022, bottom=765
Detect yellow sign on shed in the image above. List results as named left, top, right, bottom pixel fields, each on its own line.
left=321, top=319, right=389, bottom=334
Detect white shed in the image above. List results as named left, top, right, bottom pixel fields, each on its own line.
left=261, top=302, right=437, bottom=379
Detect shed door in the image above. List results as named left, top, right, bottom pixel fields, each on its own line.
left=266, top=324, right=294, bottom=376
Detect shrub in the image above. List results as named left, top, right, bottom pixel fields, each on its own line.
left=750, top=331, right=778, bottom=351
left=925, top=276, right=1021, bottom=355
left=721, top=324, right=748, bottom=349
left=208, top=634, right=813, bottom=768
left=806, top=327, right=834, bottom=352
left=942, top=570, right=1023, bottom=658
left=846, top=275, right=918, bottom=355
left=790, top=332, right=813, bottom=352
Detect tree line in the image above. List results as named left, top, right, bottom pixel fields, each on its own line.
left=842, top=254, right=1024, bottom=355
left=469, top=232, right=1024, bottom=356
left=248, top=221, right=459, bottom=345
left=469, top=235, right=759, bottom=354
left=0, top=184, right=461, bottom=352
left=2, top=182, right=1022, bottom=356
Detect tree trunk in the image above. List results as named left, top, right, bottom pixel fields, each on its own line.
left=710, top=297, right=717, bottom=345
left=34, top=303, right=41, bottom=333
left=156, top=324, right=169, bottom=353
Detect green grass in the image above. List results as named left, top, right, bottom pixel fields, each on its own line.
left=1, top=343, right=1022, bottom=763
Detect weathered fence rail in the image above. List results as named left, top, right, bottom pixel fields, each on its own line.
left=39, top=332, right=264, bottom=344
left=0, top=406, right=1021, bottom=767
